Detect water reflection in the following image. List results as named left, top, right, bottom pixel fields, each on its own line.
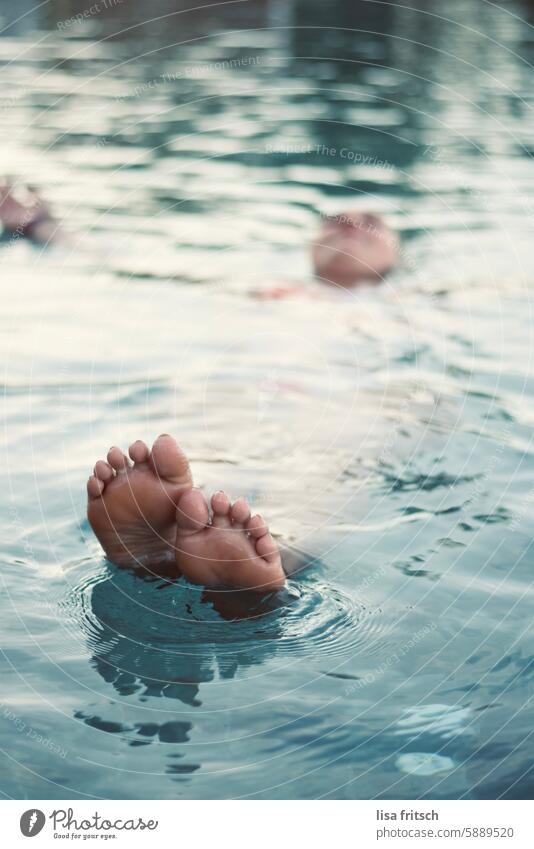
left=64, top=550, right=380, bottom=771
left=65, top=566, right=291, bottom=775
left=83, top=566, right=290, bottom=697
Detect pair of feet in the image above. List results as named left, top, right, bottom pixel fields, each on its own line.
left=87, top=434, right=286, bottom=591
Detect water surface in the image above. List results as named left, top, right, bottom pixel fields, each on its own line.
left=1, top=0, right=534, bottom=799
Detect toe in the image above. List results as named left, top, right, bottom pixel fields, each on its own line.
left=107, top=446, right=130, bottom=472
left=94, top=460, right=113, bottom=482
left=149, top=434, right=192, bottom=486
left=255, top=532, right=279, bottom=563
left=246, top=514, right=268, bottom=539
left=211, top=491, right=231, bottom=527
left=129, top=439, right=149, bottom=464
left=87, top=475, right=104, bottom=499
left=176, top=489, right=209, bottom=534
left=230, top=497, right=251, bottom=528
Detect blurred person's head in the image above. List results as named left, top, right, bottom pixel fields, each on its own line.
left=312, top=211, right=398, bottom=287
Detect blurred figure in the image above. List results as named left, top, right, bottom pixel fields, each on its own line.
left=0, top=179, right=57, bottom=243
left=254, top=209, right=399, bottom=300
left=0, top=179, right=399, bottom=292
left=312, top=210, right=398, bottom=287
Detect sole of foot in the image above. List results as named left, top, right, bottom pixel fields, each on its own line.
left=175, top=489, right=286, bottom=591
left=87, top=434, right=193, bottom=569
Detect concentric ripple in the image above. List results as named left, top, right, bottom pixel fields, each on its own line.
left=62, top=561, right=388, bottom=669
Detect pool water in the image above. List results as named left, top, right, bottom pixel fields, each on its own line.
left=1, top=0, right=534, bottom=799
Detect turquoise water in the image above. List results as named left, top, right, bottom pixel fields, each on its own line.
left=1, top=0, right=534, bottom=799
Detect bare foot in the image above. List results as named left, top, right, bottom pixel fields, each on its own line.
left=174, top=489, right=286, bottom=591
left=0, top=179, right=56, bottom=242
left=87, top=434, right=193, bottom=568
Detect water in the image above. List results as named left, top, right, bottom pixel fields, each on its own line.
left=1, top=0, right=534, bottom=799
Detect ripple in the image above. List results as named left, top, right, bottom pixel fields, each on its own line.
left=275, top=581, right=387, bottom=660
left=62, top=564, right=388, bottom=670
left=4, top=0, right=533, bottom=800
left=394, top=704, right=475, bottom=740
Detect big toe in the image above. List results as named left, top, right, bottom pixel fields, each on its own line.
left=176, top=489, right=209, bottom=534
left=149, top=434, right=192, bottom=487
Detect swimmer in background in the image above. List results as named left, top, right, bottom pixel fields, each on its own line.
left=0, top=179, right=58, bottom=244
left=0, top=179, right=399, bottom=289
left=258, top=210, right=399, bottom=299
left=312, top=210, right=399, bottom=287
